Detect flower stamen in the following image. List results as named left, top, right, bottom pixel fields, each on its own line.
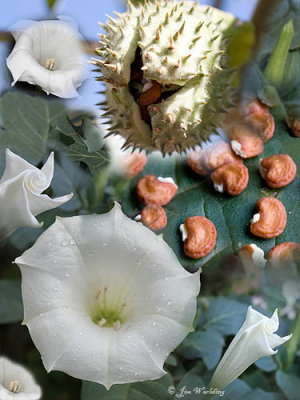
left=113, top=320, right=121, bottom=331
left=45, top=58, right=55, bottom=71
left=9, top=381, right=19, bottom=393
left=98, top=318, right=107, bottom=327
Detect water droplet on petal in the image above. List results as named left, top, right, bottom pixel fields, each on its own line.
left=61, top=240, right=68, bottom=246
left=70, top=239, right=75, bottom=245
left=65, top=273, right=70, bottom=278
left=167, top=301, right=172, bottom=306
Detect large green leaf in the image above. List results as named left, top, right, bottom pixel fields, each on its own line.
left=276, top=371, right=300, bottom=400
left=0, top=279, right=23, bottom=324
left=122, top=113, right=300, bottom=269
left=197, top=297, right=248, bottom=335
left=0, top=92, right=67, bottom=163
left=81, top=374, right=174, bottom=400
left=177, top=330, right=224, bottom=370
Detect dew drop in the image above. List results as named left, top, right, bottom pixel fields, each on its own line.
left=65, top=273, right=70, bottom=278
left=100, top=222, right=104, bottom=227
left=119, top=367, right=124, bottom=371
left=155, top=343, right=159, bottom=347
left=54, top=287, right=58, bottom=292
left=102, top=243, right=108, bottom=247
left=92, top=351, right=96, bottom=356
left=60, top=323, right=64, bottom=328
left=70, top=239, right=75, bottom=245
left=78, top=331, right=83, bottom=335
left=134, top=372, right=139, bottom=376
left=167, top=301, right=172, bottom=306
left=61, top=240, right=68, bottom=246
left=151, top=322, right=157, bottom=327
left=53, top=259, right=57, bottom=264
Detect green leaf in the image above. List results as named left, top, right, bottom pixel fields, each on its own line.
left=0, top=92, right=67, bottom=163
left=254, top=356, right=277, bottom=372
left=244, top=389, right=285, bottom=400
left=122, top=114, right=300, bottom=269
left=81, top=374, right=174, bottom=400
left=264, top=20, right=294, bottom=88
left=80, top=119, right=104, bottom=153
left=276, top=371, right=300, bottom=400
left=177, top=330, right=224, bottom=370
left=176, top=371, right=205, bottom=400
left=66, top=137, right=110, bottom=174
left=0, top=279, right=23, bottom=324
left=197, top=297, right=248, bottom=335
left=222, top=379, right=251, bottom=400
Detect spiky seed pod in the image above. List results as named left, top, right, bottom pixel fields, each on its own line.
left=95, top=0, right=245, bottom=154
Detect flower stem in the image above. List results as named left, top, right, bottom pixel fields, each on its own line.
left=286, top=306, right=300, bottom=367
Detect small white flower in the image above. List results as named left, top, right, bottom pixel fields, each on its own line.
left=15, top=203, right=200, bottom=389
left=0, top=357, right=42, bottom=399
left=6, top=20, right=85, bottom=98
left=0, top=149, right=73, bottom=240
left=210, top=306, right=292, bottom=390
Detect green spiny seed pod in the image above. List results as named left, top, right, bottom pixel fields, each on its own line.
left=94, top=0, right=248, bottom=154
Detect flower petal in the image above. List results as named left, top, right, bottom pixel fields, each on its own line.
left=0, top=149, right=37, bottom=184
left=40, top=152, right=54, bottom=187
left=0, top=175, right=41, bottom=240
left=27, top=192, right=73, bottom=216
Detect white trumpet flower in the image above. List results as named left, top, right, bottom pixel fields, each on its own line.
left=15, top=203, right=200, bottom=389
left=210, top=306, right=292, bottom=390
left=6, top=20, right=85, bottom=98
left=0, top=149, right=73, bottom=240
left=0, top=357, right=42, bottom=399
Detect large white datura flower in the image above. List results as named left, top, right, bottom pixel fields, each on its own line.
left=15, top=203, right=200, bottom=389
left=0, top=357, right=42, bottom=399
left=0, top=149, right=73, bottom=241
left=6, top=20, right=85, bottom=98
left=210, top=306, right=292, bottom=390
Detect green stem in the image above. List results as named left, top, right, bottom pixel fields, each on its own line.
left=264, top=19, right=294, bottom=88
left=286, top=306, right=300, bottom=367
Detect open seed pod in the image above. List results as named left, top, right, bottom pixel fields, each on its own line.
left=94, top=0, right=253, bottom=154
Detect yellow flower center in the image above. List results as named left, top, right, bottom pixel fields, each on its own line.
left=9, top=381, right=19, bottom=393
left=92, top=286, right=128, bottom=330
left=45, top=58, right=55, bottom=71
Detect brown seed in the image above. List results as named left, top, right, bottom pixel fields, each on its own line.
left=286, top=114, right=300, bottom=137
left=260, top=154, right=297, bottom=188
left=187, top=141, right=242, bottom=176
left=138, top=81, right=161, bottom=106
left=238, top=244, right=266, bottom=268
left=267, top=242, right=300, bottom=266
left=187, top=148, right=209, bottom=175
left=250, top=197, right=287, bottom=239
left=136, top=175, right=178, bottom=206
left=204, top=141, right=243, bottom=170
left=123, top=152, right=147, bottom=178
left=230, top=124, right=264, bottom=158
left=140, top=205, right=167, bottom=230
left=211, top=162, right=249, bottom=196
left=181, top=216, right=217, bottom=259
left=244, top=100, right=275, bottom=142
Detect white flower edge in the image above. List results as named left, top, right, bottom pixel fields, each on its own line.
left=15, top=203, right=201, bottom=389
left=210, top=306, right=292, bottom=390
left=0, top=357, right=42, bottom=400
left=0, top=149, right=73, bottom=240
left=6, top=20, right=85, bottom=98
